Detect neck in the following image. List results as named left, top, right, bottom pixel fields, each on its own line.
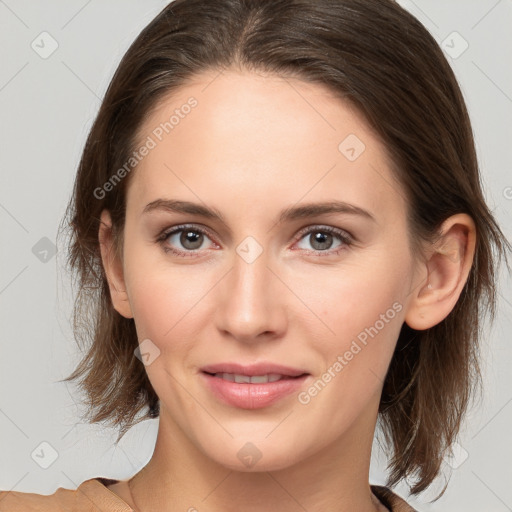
left=127, top=404, right=385, bottom=512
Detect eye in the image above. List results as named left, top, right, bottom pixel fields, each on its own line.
left=157, top=224, right=216, bottom=257
left=156, top=224, right=353, bottom=258
left=293, top=225, right=353, bottom=256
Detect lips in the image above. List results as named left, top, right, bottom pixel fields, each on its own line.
left=199, top=362, right=310, bottom=409
left=200, top=362, right=309, bottom=378
left=210, top=373, right=286, bottom=383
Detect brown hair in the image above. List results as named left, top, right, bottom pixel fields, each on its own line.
left=59, top=0, right=510, bottom=496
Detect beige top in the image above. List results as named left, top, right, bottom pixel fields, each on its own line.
left=0, top=477, right=417, bottom=511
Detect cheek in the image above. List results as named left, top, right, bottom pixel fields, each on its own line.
left=309, top=253, right=410, bottom=375
left=123, top=241, right=221, bottom=362
left=127, top=265, right=201, bottom=342
left=296, top=274, right=406, bottom=423
left=309, top=253, right=407, bottom=325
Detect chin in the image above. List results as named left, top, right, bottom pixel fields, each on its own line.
left=200, top=436, right=308, bottom=473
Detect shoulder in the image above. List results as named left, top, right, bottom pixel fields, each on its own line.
left=0, top=487, right=71, bottom=512
left=0, top=477, right=132, bottom=512
left=371, top=485, right=418, bottom=512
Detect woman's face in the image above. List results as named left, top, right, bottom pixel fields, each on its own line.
left=108, top=70, right=423, bottom=471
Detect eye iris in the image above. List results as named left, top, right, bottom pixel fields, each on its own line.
left=311, top=231, right=333, bottom=250
left=181, top=230, right=203, bottom=250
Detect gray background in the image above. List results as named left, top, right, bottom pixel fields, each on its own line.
left=0, top=1, right=511, bottom=510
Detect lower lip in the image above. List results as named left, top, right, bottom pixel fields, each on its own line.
left=200, top=372, right=309, bottom=409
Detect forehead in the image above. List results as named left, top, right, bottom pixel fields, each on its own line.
left=128, top=70, right=405, bottom=223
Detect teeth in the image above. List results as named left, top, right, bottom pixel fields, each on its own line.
left=214, top=373, right=284, bottom=383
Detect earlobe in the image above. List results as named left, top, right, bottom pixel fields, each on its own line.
left=404, top=214, right=476, bottom=331
left=98, top=209, right=134, bottom=319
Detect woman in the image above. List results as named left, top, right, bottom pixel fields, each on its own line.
left=1, top=0, right=509, bottom=511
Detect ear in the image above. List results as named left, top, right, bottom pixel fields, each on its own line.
left=404, top=213, right=476, bottom=330
left=98, top=209, right=133, bottom=319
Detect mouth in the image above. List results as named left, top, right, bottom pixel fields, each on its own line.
left=199, top=365, right=311, bottom=409
left=202, top=371, right=308, bottom=383
left=200, top=362, right=309, bottom=378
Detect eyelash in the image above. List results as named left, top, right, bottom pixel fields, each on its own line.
left=156, top=224, right=353, bottom=259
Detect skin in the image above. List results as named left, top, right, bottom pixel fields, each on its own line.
left=99, top=69, right=476, bottom=512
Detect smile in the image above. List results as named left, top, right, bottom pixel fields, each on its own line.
left=200, top=371, right=310, bottom=409
left=208, top=372, right=299, bottom=383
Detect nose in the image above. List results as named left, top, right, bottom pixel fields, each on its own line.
left=214, top=244, right=287, bottom=344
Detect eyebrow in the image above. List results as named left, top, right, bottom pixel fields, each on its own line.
left=142, top=199, right=376, bottom=224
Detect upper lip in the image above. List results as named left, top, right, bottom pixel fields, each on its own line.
left=200, top=362, right=309, bottom=377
